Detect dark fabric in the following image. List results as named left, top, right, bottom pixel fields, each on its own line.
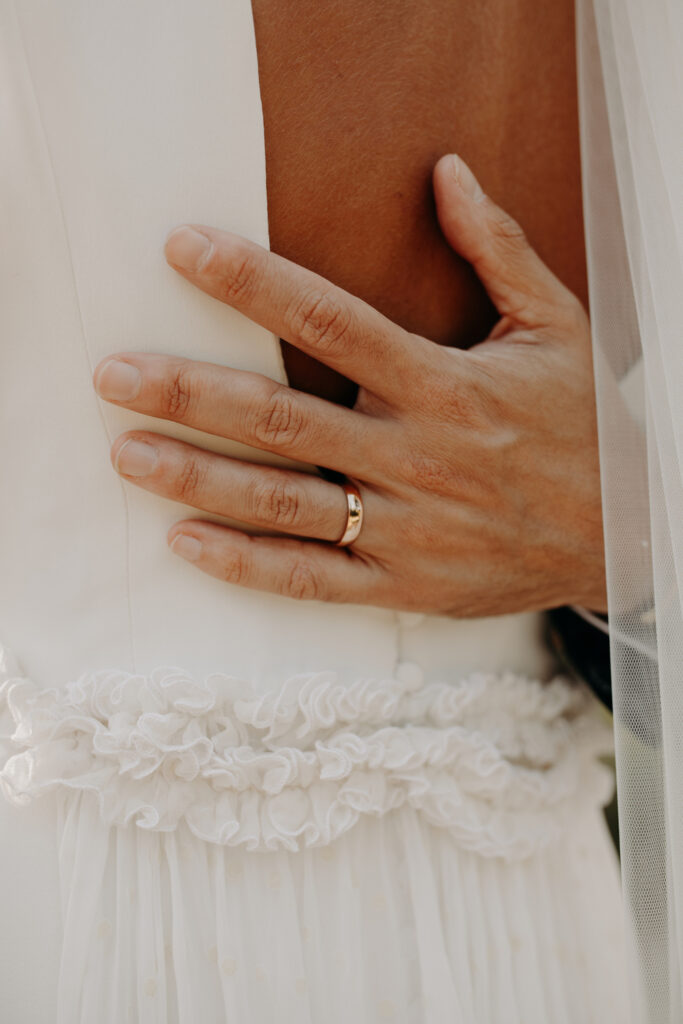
left=545, top=607, right=612, bottom=712
left=546, top=606, right=663, bottom=748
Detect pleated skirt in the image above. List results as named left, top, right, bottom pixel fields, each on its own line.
left=44, top=791, right=627, bottom=1024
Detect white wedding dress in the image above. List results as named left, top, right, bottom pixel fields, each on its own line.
left=0, top=0, right=630, bottom=1021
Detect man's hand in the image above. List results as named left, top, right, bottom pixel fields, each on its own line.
left=92, top=154, right=606, bottom=616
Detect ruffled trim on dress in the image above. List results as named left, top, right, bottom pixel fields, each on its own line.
left=0, top=655, right=615, bottom=860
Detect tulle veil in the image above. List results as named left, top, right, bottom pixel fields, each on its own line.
left=576, top=0, right=683, bottom=1019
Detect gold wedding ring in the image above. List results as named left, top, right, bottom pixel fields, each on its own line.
left=336, top=479, right=364, bottom=546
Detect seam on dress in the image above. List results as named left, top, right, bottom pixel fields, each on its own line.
left=12, top=0, right=137, bottom=672
left=246, top=0, right=290, bottom=389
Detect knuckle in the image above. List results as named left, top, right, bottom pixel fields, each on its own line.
left=252, top=385, right=307, bottom=450
left=397, top=445, right=484, bottom=502
left=431, top=379, right=480, bottom=424
left=288, top=289, right=353, bottom=355
left=220, top=548, right=249, bottom=586
left=490, top=207, right=528, bottom=252
left=175, top=455, right=205, bottom=505
left=400, top=451, right=456, bottom=497
left=249, top=476, right=302, bottom=529
left=163, top=365, right=194, bottom=420
left=217, top=247, right=260, bottom=305
left=557, top=292, right=590, bottom=335
left=283, top=560, right=322, bottom=601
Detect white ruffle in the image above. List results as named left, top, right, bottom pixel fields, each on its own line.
left=0, top=660, right=615, bottom=860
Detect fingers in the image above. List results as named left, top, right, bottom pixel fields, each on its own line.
left=166, top=521, right=384, bottom=604
left=432, top=154, right=579, bottom=326
left=110, top=430, right=382, bottom=542
left=93, top=353, right=393, bottom=480
left=164, top=224, right=433, bottom=402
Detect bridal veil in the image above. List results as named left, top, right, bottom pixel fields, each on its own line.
left=577, top=0, right=683, bottom=1019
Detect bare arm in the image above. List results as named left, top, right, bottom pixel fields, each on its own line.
left=251, top=0, right=586, bottom=403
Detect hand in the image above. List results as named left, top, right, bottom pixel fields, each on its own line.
left=92, top=154, right=606, bottom=617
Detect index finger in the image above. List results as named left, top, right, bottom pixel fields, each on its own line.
left=164, top=224, right=433, bottom=402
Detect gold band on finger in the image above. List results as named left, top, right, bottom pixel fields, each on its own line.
left=336, top=479, right=364, bottom=546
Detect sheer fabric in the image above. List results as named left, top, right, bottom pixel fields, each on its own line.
left=577, top=0, right=683, bottom=1019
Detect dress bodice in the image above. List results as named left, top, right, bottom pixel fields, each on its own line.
left=1, top=0, right=554, bottom=689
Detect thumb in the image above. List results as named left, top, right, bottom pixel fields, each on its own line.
left=433, top=153, right=571, bottom=326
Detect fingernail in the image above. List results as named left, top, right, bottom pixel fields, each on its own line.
left=94, top=359, right=142, bottom=401
left=170, top=533, right=202, bottom=562
left=114, top=439, right=159, bottom=477
left=450, top=155, right=486, bottom=202
left=165, top=226, right=213, bottom=272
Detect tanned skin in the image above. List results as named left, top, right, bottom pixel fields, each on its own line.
left=251, top=0, right=586, bottom=407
